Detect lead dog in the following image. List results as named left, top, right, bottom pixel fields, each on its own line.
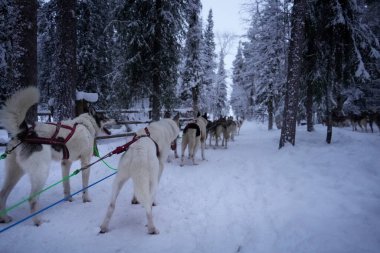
left=0, top=87, right=113, bottom=226
left=100, top=115, right=179, bottom=234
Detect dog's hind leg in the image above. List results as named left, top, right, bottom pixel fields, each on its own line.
left=145, top=204, right=159, bottom=234
left=28, top=163, right=50, bottom=226
left=80, top=155, right=92, bottom=202
left=0, top=154, right=25, bottom=223
left=200, top=139, right=205, bottom=160
left=61, top=160, right=74, bottom=202
left=180, top=137, right=188, bottom=167
left=100, top=173, right=129, bottom=233
left=134, top=179, right=159, bottom=234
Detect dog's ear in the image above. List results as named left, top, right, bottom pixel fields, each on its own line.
left=88, top=106, right=96, bottom=116
left=173, top=113, right=180, bottom=126
left=202, top=113, right=208, bottom=120
left=196, top=111, right=201, bottom=117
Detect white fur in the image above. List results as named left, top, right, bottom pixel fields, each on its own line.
left=180, top=116, right=207, bottom=166
left=0, top=87, right=108, bottom=226
left=0, top=86, right=40, bottom=135
left=180, top=127, right=200, bottom=166
left=100, top=117, right=179, bottom=234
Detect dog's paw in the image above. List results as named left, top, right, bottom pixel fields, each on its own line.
left=64, top=196, right=74, bottom=202
left=131, top=197, right=139, bottom=205
left=148, top=227, right=160, bottom=235
left=83, top=197, right=92, bottom=203
left=99, top=226, right=108, bottom=234
left=0, top=215, right=13, bottom=223
left=82, top=194, right=92, bottom=203
left=33, top=219, right=42, bottom=227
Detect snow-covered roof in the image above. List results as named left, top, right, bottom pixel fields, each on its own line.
left=76, top=91, right=98, bottom=102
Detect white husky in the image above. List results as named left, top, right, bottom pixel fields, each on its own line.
left=180, top=113, right=208, bottom=166
left=100, top=115, right=179, bottom=234
left=0, top=87, right=113, bottom=226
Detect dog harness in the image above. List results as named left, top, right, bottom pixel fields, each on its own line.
left=183, top=123, right=200, bottom=137
left=20, top=122, right=78, bottom=160
left=111, top=127, right=160, bottom=157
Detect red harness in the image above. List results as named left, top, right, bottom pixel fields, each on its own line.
left=111, top=127, right=160, bottom=157
left=22, top=122, right=78, bottom=160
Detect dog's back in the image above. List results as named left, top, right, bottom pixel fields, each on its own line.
left=180, top=123, right=201, bottom=166
left=119, top=137, right=159, bottom=203
left=100, top=116, right=179, bottom=234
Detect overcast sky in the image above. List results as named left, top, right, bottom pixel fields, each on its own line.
left=201, top=0, right=248, bottom=97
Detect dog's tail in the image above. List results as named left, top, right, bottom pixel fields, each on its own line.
left=0, top=86, right=40, bottom=136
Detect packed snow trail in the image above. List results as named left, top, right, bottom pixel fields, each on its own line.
left=0, top=121, right=379, bottom=253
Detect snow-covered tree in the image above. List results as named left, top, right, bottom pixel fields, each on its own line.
left=305, top=0, right=380, bottom=143
left=54, top=0, right=77, bottom=120
left=0, top=0, right=17, bottom=105
left=76, top=0, right=112, bottom=109
left=213, top=50, right=228, bottom=117
left=244, top=0, right=289, bottom=129
left=200, top=8, right=217, bottom=114
left=279, top=0, right=306, bottom=148
left=230, top=42, right=247, bottom=119
left=180, top=0, right=203, bottom=116
left=0, top=0, right=38, bottom=122
left=38, top=0, right=57, bottom=104
left=110, top=0, right=187, bottom=119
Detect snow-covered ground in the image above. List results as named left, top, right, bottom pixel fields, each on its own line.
left=0, top=121, right=379, bottom=253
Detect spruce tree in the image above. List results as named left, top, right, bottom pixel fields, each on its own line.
left=77, top=0, right=112, bottom=109
left=230, top=42, right=247, bottom=119
left=200, top=9, right=217, bottom=114
left=279, top=0, right=306, bottom=148
left=54, top=0, right=77, bottom=120
left=214, top=50, right=228, bottom=118
left=180, top=0, right=203, bottom=116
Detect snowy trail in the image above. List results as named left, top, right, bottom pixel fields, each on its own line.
left=0, top=121, right=380, bottom=253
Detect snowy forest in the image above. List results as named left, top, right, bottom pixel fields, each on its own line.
left=0, top=0, right=379, bottom=145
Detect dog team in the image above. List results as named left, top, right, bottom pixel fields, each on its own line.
left=0, top=87, right=242, bottom=234
left=329, top=110, right=380, bottom=132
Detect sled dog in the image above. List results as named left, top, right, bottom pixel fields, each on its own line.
left=180, top=113, right=208, bottom=166
left=0, top=87, right=113, bottom=226
left=349, top=112, right=369, bottom=132
left=100, top=115, right=179, bottom=234
left=208, top=118, right=227, bottom=147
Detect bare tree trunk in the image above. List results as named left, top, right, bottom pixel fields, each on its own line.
left=151, top=0, right=162, bottom=121
left=192, top=85, right=200, bottom=117
left=279, top=0, right=306, bottom=149
left=268, top=96, right=273, bottom=130
left=55, top=0, right=77, bottom=121
left=13, top=0, right=38, bottom=123
left=325, top=85, right=333, bottom=144
left=306, top=80, right=314, bottom=132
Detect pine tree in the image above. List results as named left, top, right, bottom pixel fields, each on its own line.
left=279, top=0, right=306, bottom=148
left=3, top=0, right=39, bottom=122
left=54, top=0, right=77, bottom=120
left=200, top=9, right=217, bottom=114
left=214, top=50, right=228, bottom=117
left=180, top=0, right=203, bottom=116
left=230, top=42, right=247, bottom=119
left=245, top=0, right=288, bottom=129
left=305, top=0, right=380, bottom=143
left=0, top=0, right=17, bottom=105
left=109, top=0, right=187, bottom=119
left=38, top=0, right=57, bottom=104
left=76, top=0, right=112, bottom=109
